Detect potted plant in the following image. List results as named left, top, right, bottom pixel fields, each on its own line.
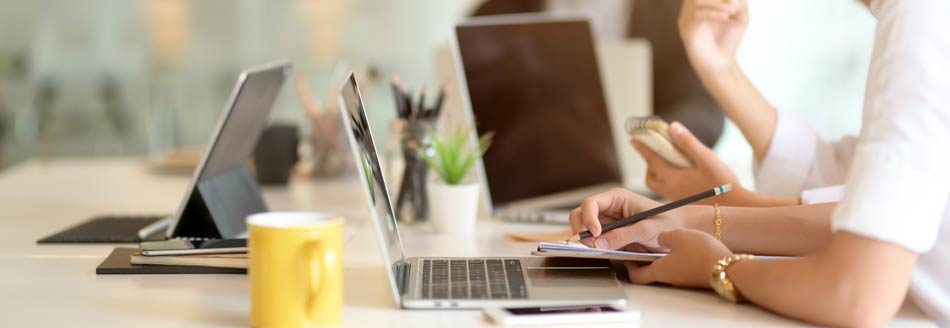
left=418, top=127, right=492, bottom=235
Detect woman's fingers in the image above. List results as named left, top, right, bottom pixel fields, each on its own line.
left=569, top=207, right=585, bottom=235
left=681, top=0, right=742, bottom=26
left=592, top=222, right=659, bottom=250
left=667, top=121, right=717, bottom=167
left=631, top=139, right=678, bottom=177
left=625, top=261, right=657, bottom=285
left=625, top=230, right=690, bottom=285
left=578, top=197, right=606, bottom=239
left=686, top=0, right=740, bottom=13
left=692, top=8, right=732, bottom=20
left=577, top=188, right=634, bottom=239
left=623, top=243, right=652, bottom=253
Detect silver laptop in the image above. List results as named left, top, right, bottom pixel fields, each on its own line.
left=451, top=15, right=624, bottom=224
left=338, top=73, right=627, bottom=309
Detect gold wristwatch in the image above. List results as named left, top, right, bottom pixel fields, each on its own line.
left=709, top=254, right=754, bottom=303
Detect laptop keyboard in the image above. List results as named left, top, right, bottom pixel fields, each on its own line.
left=420, top=259, right=527, bottom=299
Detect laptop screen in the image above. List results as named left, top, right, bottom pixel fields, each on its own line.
left=455, top=16, right=621, bottom=206
left=338, top=74, right=408, bottom=301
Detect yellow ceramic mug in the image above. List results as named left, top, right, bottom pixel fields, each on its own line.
left=248, top=212, right=344, bottom=328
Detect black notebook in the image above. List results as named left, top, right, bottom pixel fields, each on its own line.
left=96, top=247, right=246, bottom=275
left=37, top=215, right=167, bottom=244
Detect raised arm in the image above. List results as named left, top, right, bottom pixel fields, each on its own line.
left=678, top=0, right=776, bottom=162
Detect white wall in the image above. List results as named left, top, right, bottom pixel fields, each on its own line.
left=719, top=0, right=876, bottom=188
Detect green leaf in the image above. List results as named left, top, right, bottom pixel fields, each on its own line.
left=420, top=150, right=447, bottom=182
left=414, top=127, right=493, bottom=185
left=477, top=132, right=494, bottom=156
left=456, top=153, right=478, bottom=184
left=432, top=134, right=451, bottom=173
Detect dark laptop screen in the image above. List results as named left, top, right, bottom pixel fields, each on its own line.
left=455, top=17, right=621, bottom=206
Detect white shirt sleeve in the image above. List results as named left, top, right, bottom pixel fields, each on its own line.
left=800, top=185, right=845, bottom=205
left=753, top=110, right=857, bottom=197
left=831, top=0, right=950, bottom=253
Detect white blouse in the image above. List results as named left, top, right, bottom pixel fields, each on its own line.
left=753, top=0, right=950, bottom=322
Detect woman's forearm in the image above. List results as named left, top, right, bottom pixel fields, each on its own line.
left=716, top=188, right=801, bottom=207
left=725, top=232, right=917, bottom=327
left=686, top=203, right=835, bottom=255
left=697, top=64, right=778, bottom=162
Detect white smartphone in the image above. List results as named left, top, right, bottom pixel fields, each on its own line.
left=482, top=305, right=640, bottom=326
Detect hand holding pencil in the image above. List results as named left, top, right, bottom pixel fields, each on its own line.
left=568, top=185, right=730, bottom=251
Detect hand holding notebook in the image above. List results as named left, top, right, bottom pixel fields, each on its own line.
left=626, top=116, right=692, bottom=168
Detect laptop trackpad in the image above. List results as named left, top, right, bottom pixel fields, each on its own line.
left=525, top=257, right=622, bottom=293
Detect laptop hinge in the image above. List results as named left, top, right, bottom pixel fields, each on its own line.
left=396, top=260, right=411, bottom=296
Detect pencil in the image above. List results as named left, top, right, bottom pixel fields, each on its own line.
left=575, top=184, right=731, bottom=241
left=392, top=76, right=412, bottom=117
left=417, top=88, right=426, bottom=116
left=410, top=89, right=425, bottom=123
left=390, top=76, right=408, bottom=118
left=429, top=83, right=447, bottom=119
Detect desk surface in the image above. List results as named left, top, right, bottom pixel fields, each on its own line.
left=0, top=159, right=937, bottom=327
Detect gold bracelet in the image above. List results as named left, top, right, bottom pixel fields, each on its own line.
left=710, top=254, right=755, bottom=303
left=713, top=203, right=722, bottom=240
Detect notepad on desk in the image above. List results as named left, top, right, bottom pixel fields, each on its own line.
left=129, top=252, right=248, bottom=269
left=532, top=242, right=791, bottom=262
left=533, top=242, right=666, bottom=262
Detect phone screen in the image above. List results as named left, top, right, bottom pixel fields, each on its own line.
left=504, top=305, right=619, bottom=316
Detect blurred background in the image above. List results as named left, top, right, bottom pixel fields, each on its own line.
left=0, top=0, right=874, bottom=187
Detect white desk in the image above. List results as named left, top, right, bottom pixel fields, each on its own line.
left=0, top=159, right=937, bottom=327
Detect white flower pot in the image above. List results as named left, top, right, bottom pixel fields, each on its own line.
left=428, top=181, right=480, bottom=235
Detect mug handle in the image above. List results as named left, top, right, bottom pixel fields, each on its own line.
left=305, top=239, right=331, bottom=323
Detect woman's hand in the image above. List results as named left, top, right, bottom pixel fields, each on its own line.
left=678, top=0, right=749, bottom=75
left=625, top=229, right=732, bottom=288
left=633, top=121, right=743, bottom=204
left=569, top=188, right=698, bottom=251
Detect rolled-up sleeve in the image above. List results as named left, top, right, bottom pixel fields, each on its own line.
left=831, top=0, right=950, bottom=253
left=754, top=111, right=819, bottom=197
left=754, top=111, right=856, bottom=197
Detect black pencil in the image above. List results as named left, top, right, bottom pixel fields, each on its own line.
left=392, top=76, right=413, bottom=118
left=575, top=184, right=732, bottom=240
left=429, top=83, right=447, bottom=119
left=390, top=76, right=408, bottom=118
left=417, top=89, right=426, bottom=116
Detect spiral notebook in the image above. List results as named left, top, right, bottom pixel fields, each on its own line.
left=626, top=116, right=692, bottom=168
